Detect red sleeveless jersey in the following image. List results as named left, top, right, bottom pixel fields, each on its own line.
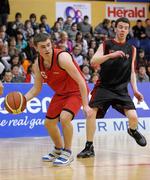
left=38, top=49, right=88, bottom=95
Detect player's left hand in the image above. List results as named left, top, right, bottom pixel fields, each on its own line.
left=134, top=90, right=144, bottom=104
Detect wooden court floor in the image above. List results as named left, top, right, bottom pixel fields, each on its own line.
left=0, top=133, right=150, bottom=180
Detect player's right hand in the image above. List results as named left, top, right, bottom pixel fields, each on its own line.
left=110, top=51, right=126, bottom=59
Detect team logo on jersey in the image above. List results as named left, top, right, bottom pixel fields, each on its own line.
left=125, top=54, right=129, bottom=59
left=53, top=71, right=60, bottom=75
left=41, top=71, right=48, bottom=79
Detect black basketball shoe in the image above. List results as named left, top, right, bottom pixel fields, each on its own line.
left=77, top=143, right=95, bottom=158
left=127, top=128, right=147, bottom=147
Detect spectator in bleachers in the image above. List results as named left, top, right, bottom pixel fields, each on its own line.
left=39, top=24, right=47, bottom=34
left=12, top=12, right=24, bottom=31
left=94, top=18, right=110, bottom=42
left=8, top=36, right=19, bottom=57
left=90, top=72, right=99, bottom=84
left=81, top=65, right=91, bottom=83
left=86, top=48, right=95, bottom=63
left=2, top=70, right=12, bottom=82
left=77, top=15, right=93, bottom=38
left=10, top=54, right=24, bottom=76
left=11, top=64, right=25, bottom=82
left=88, top=39, right=97, bottom=52
left=71, top=45, right=84, bottom=68
left=63, top=16, right=72, bottom=34
left=137, top=48, right=148, bottom=68
left=24, top=20, right=34, bottom=40
left=56, top=17, right=64, bottom=30
left=136, top=65, right=149, bottom=82
left=39, top=15, right=51, bottom=34
left=145, top=18, right=150, bottom=38
left=75, top=31, right=88, bottom=55
left=23, top=35, right=36, bottom=63
left=132, top=19, right=146, bottom=39
left=0, top=0, right=10, bottom=25
left=0, top=43, right=11, bottom=70
left=84, top=32, right=93, bottom=45
left=8, top=36, right=16, bottom=50
left=57, top=31, right=73, bottom=52
left=0, top=25, right=9, bottom=42
left=34, top=26, right=40, bottom=35
left=68, top=22, right=78, bottom=43
left=29, top=13, right=39, bottom=31
left=109, top=20, right=116, bottom=39
left=15, top=31, right=27, bottom=52
left=51, top=21, right=62, bottom=41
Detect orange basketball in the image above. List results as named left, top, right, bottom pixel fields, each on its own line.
left=4, top=92, right=27, bottom=114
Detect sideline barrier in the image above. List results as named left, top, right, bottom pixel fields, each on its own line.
left=0, top=83, right=150, bottom=138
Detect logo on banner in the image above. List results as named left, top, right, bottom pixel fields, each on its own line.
left=56, top=2, right=91, bottom=23
left=65, top=6, right=83, bottom=23
left=106, top=4, right=147, bottom=20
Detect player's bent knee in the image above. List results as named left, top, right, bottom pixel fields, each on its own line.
left=60, top=116, right=72, bottom=126
left=44, top=118, right=57, bottom=128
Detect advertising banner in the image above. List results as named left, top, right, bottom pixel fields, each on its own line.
left=56, top=2, right=91, bottom=23
left=106, top=4, right=147, bottom=20
left=0, top=83, right=150, bottom=138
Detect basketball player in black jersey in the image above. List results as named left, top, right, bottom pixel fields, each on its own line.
left=77, top=17, right=147, bottom=158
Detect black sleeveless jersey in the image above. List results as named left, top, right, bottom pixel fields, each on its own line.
left=99, top=39, right=134, bottom=90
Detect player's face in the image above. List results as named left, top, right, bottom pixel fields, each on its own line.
left=115, top=22, right=129, bottom=41
left=37, top=39, right=52, bottom=57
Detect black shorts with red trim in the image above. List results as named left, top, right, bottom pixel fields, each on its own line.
left=89, top=85, right=135, bottom=118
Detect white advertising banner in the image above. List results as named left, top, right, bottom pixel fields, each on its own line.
left=72, top=118, right=150, bottom=136
left=56, top=2, right=91, bottom=23
left=106, top=4, right=147, bottom=20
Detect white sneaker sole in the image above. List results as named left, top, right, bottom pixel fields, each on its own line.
left=53, top=157, right=74, bottom=167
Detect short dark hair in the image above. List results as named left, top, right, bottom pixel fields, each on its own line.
left=34, top=33, right=50, bottom=46
left=40, top=15, right=47, bottom=21
left=15, top=12, right=22, bottom=18
left=115, top=17, right=130, bottom=28
left=30, top=13, right=36, bottom=19
left=84, top=15, right=89, bottom=20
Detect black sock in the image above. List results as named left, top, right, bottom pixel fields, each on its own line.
left=86, top=141, right=93, bottom=148
left=129, top=128, right=136, bottom=133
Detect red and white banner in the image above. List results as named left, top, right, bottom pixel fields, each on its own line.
left=106, top=4, right=147, bottom=20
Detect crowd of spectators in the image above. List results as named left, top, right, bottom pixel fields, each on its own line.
left=0, top=12, right=150, bottom=84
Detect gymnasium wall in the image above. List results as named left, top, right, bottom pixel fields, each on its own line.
left=8, top=0, right=149, bottom=27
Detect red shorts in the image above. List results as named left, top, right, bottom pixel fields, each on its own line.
left=46, top=94, right=82, bottom=119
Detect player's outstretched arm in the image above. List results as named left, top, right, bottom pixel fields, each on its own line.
left=25, top=58, right=43, bottom=101
left=130, top=46, right=144, bottom=103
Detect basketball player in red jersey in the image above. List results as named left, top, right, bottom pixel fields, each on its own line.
left=25, top=33, right=93, bottom=166
left=77, top=17, right=147, bottom=158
